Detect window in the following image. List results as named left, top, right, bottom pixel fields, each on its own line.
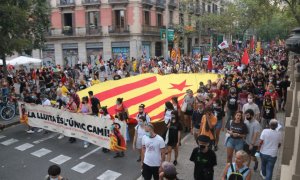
left=157, top=13, right=162, bottom=27
left=169, top=11, right=173, bottom=25
left=207, top=5, right=211, bottom=13
left=87, top=11, right=99, bottom=27
left=179, top=13, right=184, bottom=26
left=115, top=10, right=125, bottom=27
left=195, top=38, right=199, bottom=45
left=144, top=11, right=150, bottom=26
left=63, top=13, right=73, bottom=27
left=202, top=2, right=205, bottom=13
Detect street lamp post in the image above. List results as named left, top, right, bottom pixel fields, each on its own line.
left=165, top=0, right=169, bottom=60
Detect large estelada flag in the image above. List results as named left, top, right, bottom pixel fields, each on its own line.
left=77, top=73, right=219, bottom=122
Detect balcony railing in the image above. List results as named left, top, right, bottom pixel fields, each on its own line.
left=86, top=25, right=102, bottom=35
left=57, top=0, right=75, bottom=7
left=156, top=0, right=165, bottom=9
left=82, top=0, right=100, bottom=5
left=142, top=0, right=155, bottom=6
left=109, top=25, right=130, bottom=34
left=108, top=0, right=128, bottom=4
left=62, top=26, right=74, bottom=36
left=168, top=0, right=177, bottom=8
left=142, top=25, right=160, bottom=34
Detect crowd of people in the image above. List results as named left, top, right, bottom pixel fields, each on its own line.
left=0, top=44, right=294, bottom=180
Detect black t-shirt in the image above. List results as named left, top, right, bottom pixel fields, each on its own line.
left=227, top=95, right=238, bottom=111
left=90, top=97, right=100, bottom=115
left=168, top=122, right=183, bottom=144
left=263, top=101, right=275, bottom=119
left=280, top=80, right=290, bottom=92
left=190, top=148, right=217, bottom=180
left=213, top=107, right=224, bottom=121
left=254, top=87, right=266, bottom=104
left=226, top=121, right=248, bottom=139
left=79, top=84, right=87, bottom=91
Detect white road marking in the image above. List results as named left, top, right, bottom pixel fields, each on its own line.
left=71, top=162, right=95, bottom=174
left=50, top=155, right=71, bottom=165
left=0, top=135, right=6, bottom=139
left=33, top=133, right=58, bottom=144
left=79, top=147, right=101, bottom=160
left=15, top=143, right=34, bottom=151
left=1, top=138, right=19, bottom=146
left=97, top=170, right=122, bottom=180
left=31, top=148, right=52, bottom=157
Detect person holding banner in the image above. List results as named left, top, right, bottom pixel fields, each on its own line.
left=65, top=93, right=79, bottom=143
left=80, top=96, right=92, bottom=148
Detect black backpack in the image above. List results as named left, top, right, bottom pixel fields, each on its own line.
left=228, top=163, right=249, bottom=180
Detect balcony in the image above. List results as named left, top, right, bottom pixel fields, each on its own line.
left=142, top=0, right=155, bottom=6
left=142, top=25, right=160, bottom=35
left=82, top=0, right=100, bottom=6
left=168, top=0, right=177, bottom=9
left=156, top=0, right=165, bottom=9
left=57, top=0, right=75, bottom=7
left=62, top=26, right=74, bottom=36
left=109, top=25, right=130, bottom=34
left=108, top=0, right=129, bottom=4
left=86, top=25, right=102, bottom=35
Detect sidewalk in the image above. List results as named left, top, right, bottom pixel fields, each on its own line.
left=0, top=116, right=20, bottom=130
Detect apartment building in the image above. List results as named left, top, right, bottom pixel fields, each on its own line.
left=37, top=0, right=179, bottom=67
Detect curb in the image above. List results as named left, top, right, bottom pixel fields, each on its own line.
left=0, top=121, right=20, bottom=131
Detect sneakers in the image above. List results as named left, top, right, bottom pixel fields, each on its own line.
left=260, top=170, right=266, bottom=179
left=37, top=129, right=43, bottom=133
left=173, top=160, right=177, bottom=166
left=254, top=161, right=259, bottom=171
left=26, top=130, right=34, bottom=134
left=102, top=148, right=110, bottom=153
left=58, top=134, right=64, bottom=139
left=84, top=144, right=89, bottom=148
left=114, top=152, right=125, bottom=158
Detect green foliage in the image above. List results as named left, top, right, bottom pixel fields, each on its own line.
left=282, top=0, right=300, bottom=25
left=0, top=0, right=50, bottom=74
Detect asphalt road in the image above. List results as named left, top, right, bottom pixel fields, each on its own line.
left=0, top=124, right=141, bottom=180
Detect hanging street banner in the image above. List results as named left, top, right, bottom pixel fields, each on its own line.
left=19, top=102, right=127, bottom=151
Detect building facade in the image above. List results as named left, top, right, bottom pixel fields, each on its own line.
left=37, top=0, right=179, bottom=66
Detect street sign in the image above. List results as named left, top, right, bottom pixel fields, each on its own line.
left=160, top=29, right=174, bottom=41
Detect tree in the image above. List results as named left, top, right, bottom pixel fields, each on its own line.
left=0, top=0, right=50, bottom=76
left=282, top=0, right=300, bottom=25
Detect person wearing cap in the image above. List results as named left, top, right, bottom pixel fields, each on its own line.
left=159, top=161, right=178, bottom=180
left=190, top=135, right=217, bottom=180
left=136, top=104, right=151, bottom=123
left=258, top=119, right=282, bottom=180
left=142, top=123, right=165, bottom=180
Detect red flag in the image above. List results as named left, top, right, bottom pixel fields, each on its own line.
left=241, top=49, right=249, bottom=65
left=250, top=36, right=254, bottom=50
left=207, top=55, right=213, bottom=70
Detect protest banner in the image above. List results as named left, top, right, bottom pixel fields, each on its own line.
left=19, top=102, right=127, bottom=150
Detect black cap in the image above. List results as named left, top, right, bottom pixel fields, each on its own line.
left=197, top=135, right=211, bottom=143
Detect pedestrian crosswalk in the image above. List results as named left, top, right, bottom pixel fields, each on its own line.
left=0, top=135, right=124, bottom=179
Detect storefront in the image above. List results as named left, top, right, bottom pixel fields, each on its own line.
left=111, top=42, right=130, bottom=60
left=62, top=43, right=78, bottom=67
left=42, top=44, right=55, bottom=67
left=86, top=42, right=103, bottom=66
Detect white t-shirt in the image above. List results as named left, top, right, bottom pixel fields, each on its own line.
left=260, top=129, right=282, bottom=157
left=142, top=134, right=165, bottom=167
left=242, top=103, right=260, bottom=116
left=42, top=99, right=51, bottom=106
left=164, top=110, right=172, bottom=124
left=135, top=125, right=146, bottom=140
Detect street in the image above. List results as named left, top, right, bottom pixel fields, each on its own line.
left=0, top=123, right=140, bottom=180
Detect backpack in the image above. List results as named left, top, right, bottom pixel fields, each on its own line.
left=228, top=163, right=249, bottom=180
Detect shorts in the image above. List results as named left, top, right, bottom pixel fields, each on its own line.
left=215, top=120, right=223, bottom=129
left=184, top=110, right=193, bottom=116
left=243, top=143, right=258, bottom=157
left=142, top=163, right=159, bottom=180
left=225, top=137, right=244, bottom=151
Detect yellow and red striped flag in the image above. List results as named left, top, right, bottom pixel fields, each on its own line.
left=77, top=73, right=219, bottom=122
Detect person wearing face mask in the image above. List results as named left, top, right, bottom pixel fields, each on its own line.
left=133, top=116, right=147, bottom=162
left=191, top=101, right=205, bottom=141
left=213, top=99, right=225, bottom=151
left=45, top=164, right=68, bottom=180
left=141, top=123, right=165, bottom=180
left=242, top=94, right=260, bottom=121
left=261, top=94, right=276, bottom=129
left=136, top=104, right=151, bottom=123
left=243, top=109, right=261, bottom=171
left=165, top=111, right=182, bottom=165
left=222, top=150, right=252, bottom=180
left=264, top=84, right=278, bottom=110
left=225, top=87, right=238, bottom=127
left=190, top=135, right=217, bottom=180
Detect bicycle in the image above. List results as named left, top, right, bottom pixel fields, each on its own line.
left=0, top=96, right=16, bottom=121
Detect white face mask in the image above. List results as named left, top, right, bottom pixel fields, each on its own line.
left=50, top=178, right=58, bottom=180
left=248, top=98, right=253, bottom=103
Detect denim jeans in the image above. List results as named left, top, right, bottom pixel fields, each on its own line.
left=260, top=153, right=277, bottom=180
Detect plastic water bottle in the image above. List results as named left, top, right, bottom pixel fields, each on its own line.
left=255, top=151, right=260, bottom=158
